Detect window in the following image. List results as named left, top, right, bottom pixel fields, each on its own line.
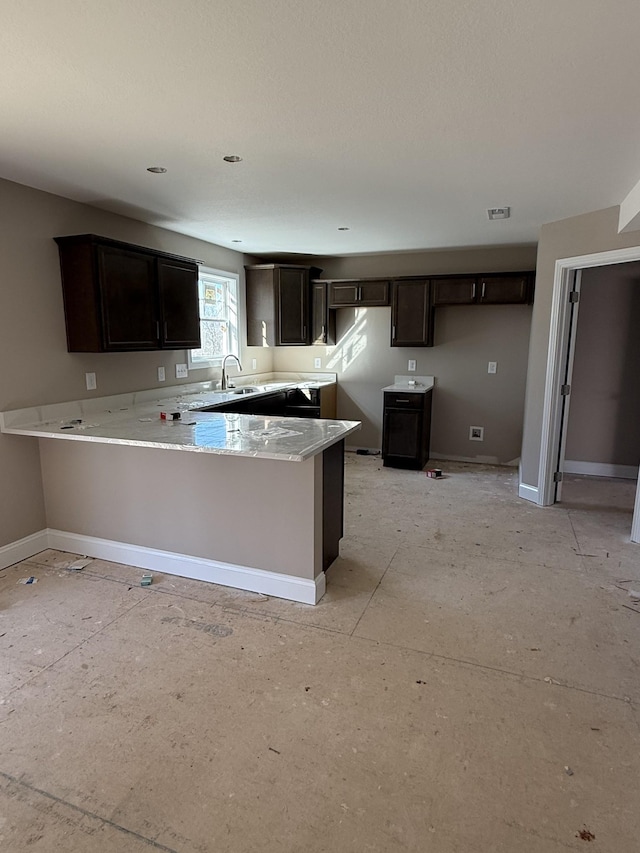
left=188, top=268, right=239, bottom=369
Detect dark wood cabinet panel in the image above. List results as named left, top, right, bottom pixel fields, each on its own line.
left=55, top=234, right=200, bottom=352
left=311, top=281, right=335, bottom=345
left=245, top=264, right=322, bottom=347
left=97, top=244, right=158, bottom=350
left=328, top=280, right=389, bottom=308
left=157, top=258, right=201, bottom=348
left=478, top=274, right=531, bottom=304
left=431, top=277, right=477, bottom=305
left=391, top=279, right=433, bottom=346
left=382, top=390, right=433, bottom=470
left=277, top=267, right=309, bottom=345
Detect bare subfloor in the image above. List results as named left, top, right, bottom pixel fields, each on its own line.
left=1, top=457, right=639, bottom=852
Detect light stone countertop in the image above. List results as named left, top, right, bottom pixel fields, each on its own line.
left=382, top=375, right=435, bottom=393
left=0, top=375, right=360, bottom=462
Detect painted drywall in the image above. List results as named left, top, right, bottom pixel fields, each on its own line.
left=40, top=440, right=321, bottom=579
left=273, top=245, right=537, bottom=463
left=0, top=178, right=263, bottom=549
left=520, top=206, right=640, bottom=488
left=564, top=263, right=640, bottom=467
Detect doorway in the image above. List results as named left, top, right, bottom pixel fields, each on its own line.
left=537, top=246, right=640, bottom=543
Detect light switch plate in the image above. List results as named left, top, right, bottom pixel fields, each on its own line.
left=252, top=358, right=257, bottom=370
left=314, top=357, right=322, bottom=369
left=85, top=372, right=96, bottom=391
left=158, top=366, right=166, bottom=382
left=408, top=360, right=417, bottom=372
left=175, top=363, right=188, bottom=379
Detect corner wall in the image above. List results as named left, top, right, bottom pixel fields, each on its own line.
left=0, top=178, right=265, bottom=549
left=520, top=207, right=640, bottom=488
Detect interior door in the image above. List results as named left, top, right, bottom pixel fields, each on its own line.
left=554, top=270, right=582, bottom=501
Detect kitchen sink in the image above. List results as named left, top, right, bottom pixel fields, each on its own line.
left=232, top=386, right=259, bottom=395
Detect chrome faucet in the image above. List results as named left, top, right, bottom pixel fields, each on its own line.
left=221, top=354, right=242, bottom=390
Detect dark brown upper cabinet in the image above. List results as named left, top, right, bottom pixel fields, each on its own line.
left=391, top=279, right=433, bottom=347
left=311, top=280, right=336, bottom=346
left=55, top=234, right=200, bottom=352
left=432, top=272, right=534, bottom=306
left=245, top=264, right=322, bottom=347
left=327, top=280, right=390, bottom=308
left=477, top=274, right=532, bottom=304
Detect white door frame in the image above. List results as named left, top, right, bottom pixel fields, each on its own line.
left=537, top=245, right=640, bottom=543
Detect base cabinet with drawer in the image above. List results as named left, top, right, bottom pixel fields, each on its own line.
left=382, top=389, right=433, bottom=470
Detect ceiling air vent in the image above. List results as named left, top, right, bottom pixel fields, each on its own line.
left=487, top=207, right=510, bottom=220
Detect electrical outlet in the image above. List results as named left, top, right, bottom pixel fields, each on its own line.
left=408, top=359, right=417, bottom=372
left=469, top=426, right=484, bottom=441
left=488, top=361, right=497, bottom=374
left=157, top=366, right=166, bottom=382
left=175, top=363, right=188, bottom=379
left=314, top=357, right=322, bottom=369
left=85, top=372, right=96, bottom=391
left=251, top=358, right=257, bottom=370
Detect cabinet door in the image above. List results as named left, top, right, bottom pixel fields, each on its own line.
left=157, top=259, right=200, bottom=349
left=391, top=279, right=433, bottom=346
left=97, top=244, right=158, bottom=350
left=359, top=281, right=389, bottom=305
left=311, top=281, right=335, bottom=345
left=277, top=268, right=309, bottom=345
left=478, top=275, right=530, bottom=304
left=328, top=282, right=360, bottom=307
left=431, top=277, right=477, bottom=305
left=383, top=409, right=423, bottom=462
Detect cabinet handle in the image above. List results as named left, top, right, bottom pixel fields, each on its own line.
left=481, top=281, right=486, bottom=299
left=321, top=324, right=326, bottom=341
left=472, top=282, right=476, bottom=299
left=357, top=286, right=361, bottom=301
left=164, top=321, right=168, bottom=340
left=303, top=325, right=307, bottom=339
left=156, top=321, right=160, bottom=339
left=392, top=325, right=396, bottom=340
left=396, top=399, right=410, bottom=403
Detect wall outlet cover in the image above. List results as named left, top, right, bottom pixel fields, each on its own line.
left=175, top=363, right=188, bottom=379
left=469, top=426, right=484, bottom=441
left=158, top=366, right=166, bottom=382
left=488, top=361, right=497, bottom=374
left=408, top=359, right=417, bottom=372
left=314, top=357, right=322, bottom=369
left=251, top=358, right=257, bottom=370
left=85, top=372, right=96, bottom=391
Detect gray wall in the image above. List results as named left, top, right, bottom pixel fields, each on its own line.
left=273, top=246, right=537, bottom=462
left=564, top=263, right=640, bottom=467
left=520, top=206, right=640, bottom=488
left=0, top=178, right=265, bottom=548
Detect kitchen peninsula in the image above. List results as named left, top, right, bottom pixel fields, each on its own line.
left=0, top=376, right=359, bottom=604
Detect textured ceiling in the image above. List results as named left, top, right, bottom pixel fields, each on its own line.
left=2, top=0, right=640, bottom=256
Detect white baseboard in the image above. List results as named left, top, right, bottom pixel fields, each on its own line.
left=564, top=460, right=638, bottom=480
left=3, top=528, right=324, bottom=604
left=0, top=529, right=49, bottom=570
left=518, top=482, right=540, bottom=503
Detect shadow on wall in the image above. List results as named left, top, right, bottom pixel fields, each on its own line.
left=615, top=278, right=640, bottom=465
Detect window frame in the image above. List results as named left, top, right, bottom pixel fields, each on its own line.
left=187, top=267, right=240, bottom=370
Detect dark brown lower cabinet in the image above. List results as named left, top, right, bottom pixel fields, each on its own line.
left=382, top=390, right=433, bottom=470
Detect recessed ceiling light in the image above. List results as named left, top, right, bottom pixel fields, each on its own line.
left=146, top=166, right=167, bottom=174
left=338, top=226, right=350, bottom=231
left=487, top=207, right=510, bottom=220
left=223, top=155, right=243, bottom=163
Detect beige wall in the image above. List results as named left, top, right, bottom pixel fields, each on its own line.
left=564, top=263, right=640, bottom=467
left=0, top=178, right=264, bottom=548
left=520, top=207, right=640, bottom=487
left=273, top=245, right=537, bottom=462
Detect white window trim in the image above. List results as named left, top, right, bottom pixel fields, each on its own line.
left=188, top=267, right=240, bottom=370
